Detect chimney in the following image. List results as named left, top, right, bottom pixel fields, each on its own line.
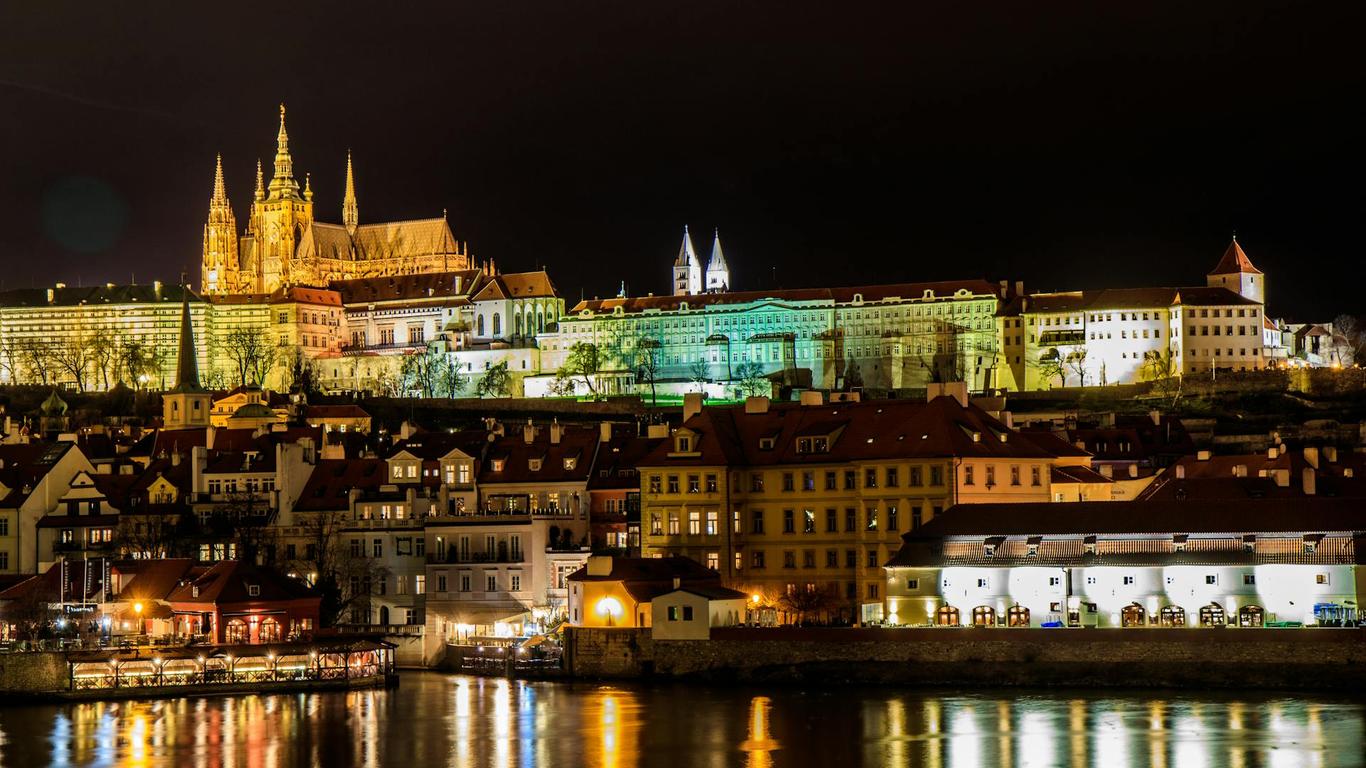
left=599, top=421, right=613, bottom=443
left=683, top=392, right=704, bottom=422
left=171, top=452, right=181, bottom=467
left=1175, top=465, right=1186, bottom=479
left=744, top=396, right=770, bottom=414
left=549, top=418, right=563, bottom=445
left=1304, top=446, right=1320, bottom=470
left=1148, top=410, right=1161, bottom=427
left=1197, top=450, right=1212, bottom=461
left=1302, top=467, right=1317, bottom=496
left=206, top=424, right=217, bottom=451
left=672, top=577, right=681, bottom=590
left=587, top=555, right=613, bottom=577
left=523, top=419, right=535, bottom=445
left=1128, top=464, right=1138, bottom=479
left=927, top=382, right=968, bottom=408
left=646, top=423, right=669, bottom=439
left=999, top=279, right=1009, bottom=297
left=46, top=288, right=55, bottom=304
left=153, top=280, right=163, bottom=300
left=1015, top=281, right=1024, bottom=297
left=400, top=421, right=417, bottom=441
left=799, top=390, right=824, bottom=407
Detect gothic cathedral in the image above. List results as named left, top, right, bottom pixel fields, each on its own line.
left=202, top=105, right=471, bottom=294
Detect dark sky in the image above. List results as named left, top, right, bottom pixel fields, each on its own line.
left=0, top=1, right=1361, bottom=318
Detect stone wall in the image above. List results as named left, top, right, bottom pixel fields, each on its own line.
left=568, top=626, right=1366, bottom=691
left=0, top=652, right=69, bottom=693
left=564, top=627, right=653, bottom=678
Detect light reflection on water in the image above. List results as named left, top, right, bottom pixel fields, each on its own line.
left=0, top=673, right=1361, bottom=767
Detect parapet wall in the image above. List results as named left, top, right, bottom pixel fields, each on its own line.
left=567, top=627, right=1366, bottom=690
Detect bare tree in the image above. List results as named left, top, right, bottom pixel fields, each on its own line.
left=222, top=327, right=275, bottom=388
left=280, top=346, right=320, bottom=396
left=734, top=362, right=770, bottom=397
left=1065, top=348, right=1089, bottom=387
left=560, top=342, right=602, bottom=396
left=686, top=356, right=708, bottom=394
left=778, top=584, right=841, bottom=626
left=1037, top=348, right=1065, bottom=389
left=118, top=338, right=157, bottom=389
left=1143, top=349, right=1182, bottom=405
left=287, top=510, right=392, bottom=627
left=635, top=337, right=663, bottom=404
left=2, top=584, right=53, bottom=643
left=1333, top=314, right=1366, bottom=365
left=50, top=332, right=93, bottom=391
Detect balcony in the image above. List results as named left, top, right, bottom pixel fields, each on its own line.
left=340, top=339, right=430, bottom=355
left=441, top=551, right=525, bottom=565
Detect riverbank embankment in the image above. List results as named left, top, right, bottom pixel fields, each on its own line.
left=564, top=626, right=1366, bottom=690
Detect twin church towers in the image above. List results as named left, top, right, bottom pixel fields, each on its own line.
left=201, top=105, right=470, bottom=295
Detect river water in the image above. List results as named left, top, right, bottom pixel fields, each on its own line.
left=0, top=673, right=1361, bottom=767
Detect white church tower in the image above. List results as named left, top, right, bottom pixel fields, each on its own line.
left=704, top=228, right=730, bottom=293
left=672, top=225, right=703, bottom=296
left=1206, top=234, right=1264, bottom=305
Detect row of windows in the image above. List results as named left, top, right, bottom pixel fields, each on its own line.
left=962, top=464, right=1042, bottom=487
left=348, top=536, right=428, bottom=558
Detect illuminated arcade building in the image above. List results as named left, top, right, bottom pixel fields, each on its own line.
left=884, top=499, right=1365, bottom=629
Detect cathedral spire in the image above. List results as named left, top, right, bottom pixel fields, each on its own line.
left=211, top=154, right=228, bottom=205
left=268, top=103, right=300, bottom=200
left=254, top=159, right=265, bottom=201
left=705, top=227, right=730, bottom=292
left=343, top=150, right=359, bottom=233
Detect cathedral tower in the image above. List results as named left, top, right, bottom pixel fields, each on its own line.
left=672, top=226, right=702, bottom=296
left=704, top=228, right=730, bottom=293
left=1206, top=235, right=1264, bottom=305
left=249, top=104, right=315, bottom=290
left=201, top=154, right=240, bottom=293
left=343, top=150, right=359, bottom=234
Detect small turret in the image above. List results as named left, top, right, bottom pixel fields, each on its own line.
left=672, top=225, right=702, bottom=296
left=1206, top=234, right=1264, bottom=305
left=705, top=228, right=730, bottom=293
left=343, top=150, right=359, bottom=234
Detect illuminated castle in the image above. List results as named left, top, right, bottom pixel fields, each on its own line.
left=202, top=105, right=471, bottom=294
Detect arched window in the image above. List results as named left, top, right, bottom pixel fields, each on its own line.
left=1121, top=603, right=1146, bottom=627
left=225, top=618, right=249, bottom=644
left=538, top=308, right=545, bottom=333
left=1007, top=605, right=1030, bottom=627
left=971, top=605, right=997, bottom=627
left=477, top=315, right=485, bottom=336
left=1238, top=605, right=1265, bottom=628
left=493, top=313, right=501, bottom=336
left=1159, top=605, right=1186, bottom=627
left=514, top=311, right=522, bottom=338
left=260, top=617, right=282, bottom=643
left=935, top=605, right=960, bottom=627
left=1199, top=603, right=1226, bottom=627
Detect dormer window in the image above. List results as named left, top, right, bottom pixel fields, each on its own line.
left=528, top=458, right=543, bottom=472
left=1173, top=534, right=1188, bottom=552
left=248, top=584, right=261, bottom=597
left=759, top=437, right=775, bottom=450
left=1083, top=535, right=1097, bottom=555
left=192, top=585, right=200, bottom=598
left=563, top=457, right=577, bottom=471
left=491, top=459, right=506, bottom=472
left=1027, top=536, right=1041, bottom=557
left=677, top=436, right=691, bottom=453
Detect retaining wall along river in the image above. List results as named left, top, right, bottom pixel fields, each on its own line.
left=564, top=626, right=1366, bottom=690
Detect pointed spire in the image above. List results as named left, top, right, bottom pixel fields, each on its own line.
left=211, top=154, right=228, bottom=204
left=675, top=225, right=698, bottom=267
left=343, top=150, right=359, bottom=233
left=708, top=228, right=728, bottom=271
left=304, top=172, right=313, bottom=201
left=172, top=284, right=203, bottom=393
left=268, top=103, right=300, bottom=200
left=1208, top=235, right=1262, bottom=276
left=254, top=159, right=265, bottom=201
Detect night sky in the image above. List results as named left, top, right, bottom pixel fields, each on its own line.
left=0, top=1, right=1361, bottom=318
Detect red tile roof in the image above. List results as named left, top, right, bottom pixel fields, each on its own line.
left=1207, top=238, right=1262, bottom=276
left=570, top=279, right=1001, bottom=314
left=166, top=560, right=316, bottom=605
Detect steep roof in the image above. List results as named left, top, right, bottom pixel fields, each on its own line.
left=0, top=283, right=200, bottom=309
left=331, top=270, right=480, bottom=304
left=639, top=396, right=1054, bottom=469
left=571, top=279, right=1002, bottom=314
left=1025, top=286, right=1258, bottom=313
left=1208, top=237, right=1262, bottom=276
left=294, top=458, right=388, bottom=511
left=1137, top=448, right=1366, bottom=501
left=296, top=218, right=460, bottom=263
left=166, top=560, right=317, bottom=605
left=270, top=286, right=341, bottom=306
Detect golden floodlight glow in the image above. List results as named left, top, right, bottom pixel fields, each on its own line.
left=595, top=597, right=624, bottom=620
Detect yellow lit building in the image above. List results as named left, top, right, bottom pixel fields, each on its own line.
left=202, top=106, right=471, bottom=295
left=638, top=391, right=1057, bottom=623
